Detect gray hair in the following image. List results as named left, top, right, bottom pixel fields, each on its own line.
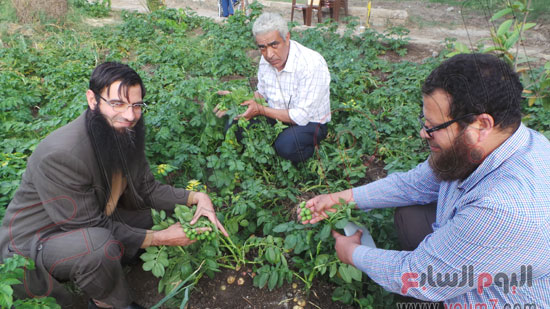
left=252, top=12, right=289, bottom=41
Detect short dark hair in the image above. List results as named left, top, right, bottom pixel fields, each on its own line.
left=89, top=62, right=146, bottom=103
left=422, top=53, right=523, bottom=130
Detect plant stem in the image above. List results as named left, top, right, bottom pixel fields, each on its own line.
left=514, top=0, right=531, bottom=71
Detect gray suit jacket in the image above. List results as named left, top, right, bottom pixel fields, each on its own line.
left=0, top=111, right=191, bottom=299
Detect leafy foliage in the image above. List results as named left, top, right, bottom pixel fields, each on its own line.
left=0, top=255, right=60, bottom=308
left=1, top=2, right=548, bottom=308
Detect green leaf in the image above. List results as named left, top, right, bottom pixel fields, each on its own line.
left=268, top=271, right=278, bottom=291
left=522, top=23, right=536, bottom=31
left=142, top=260, right=155, bottom=271
left=339, top=264, right=352, bottom=283
left=332, top=286, right=352, bottom=303
left=0, top=284, right=13, bottom=308
left=1, top=278, right=21, bottom=286
left=319, top=224, right=331, bottom=241
left=511, top=1, right=524, bottom=11
left=329, top=263, right=338, bottom=278
left=152, top=262, right=165, bottom=277
left=454, top=42, right=470, bottom=53
left=158, top=256, right=169, bottom=267
left=504, top=30, right=520, bottom=49
left=202, top=245, right=217, bottom=257
left=181, top=212, right=193, bottom=222
left=272, top=223, right=289, bottom=233
left=284, top=234, right=298, bottom=250
left=334, top=218, right=349, bottom=229
left=265, top=247, right=279, bottom=264
left=490, top=7, right=513, bottom=21
left=140, top=252, right=156, bottom=262
left=349, top=265, right=363, bottom=281
left=497, top=19, right=514, bottom=38
left=256, top=272, right=269, bottom=288
left=205, top=258, right=218, bottom=270
left=315, top=254, right=329, bottom=266
left=281, top=255, right=288, bottom=268
left=228, top=220, right=239, bottom=235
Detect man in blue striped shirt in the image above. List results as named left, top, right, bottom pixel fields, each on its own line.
left=301, top=53, right=550, bottom=307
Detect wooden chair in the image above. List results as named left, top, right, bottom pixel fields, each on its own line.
left=291, top=0, right=322, bottom=26
left=321, top=0, right=348, bottom=22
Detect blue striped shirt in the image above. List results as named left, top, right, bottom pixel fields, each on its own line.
left=352, top=124, right=550, bottom=307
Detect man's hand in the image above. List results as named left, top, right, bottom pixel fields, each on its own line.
left=332, top=229, right=362, bottom=266
left=299, top=189, right=353, bottom=224
left=151, top=222, right=210, bottom=246
left=213, top=90, right=232, bottom=118
left=237, top=99, right=264, bottom=120
left=191, top=192, right=229, bottom=237
left=213, top=105, right=228, bottom=118
left=298, top=194, right=336, bottom=224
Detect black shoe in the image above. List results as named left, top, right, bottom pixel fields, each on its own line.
left=233, top=0, right=240, bottom=7
left=88, top=298, right=146, bottom=309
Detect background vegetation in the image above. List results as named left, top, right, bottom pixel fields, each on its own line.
left=0, top=0, right=548, bottom=307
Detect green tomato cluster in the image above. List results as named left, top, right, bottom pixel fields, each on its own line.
left=174, top=204, right=218, bottom=241
left=299, top=201, right=312, bottom=223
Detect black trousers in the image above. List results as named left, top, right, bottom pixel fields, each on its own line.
left=226, top=116, right=328, bottom=163
left=39, top=208, right=152, bottom=307
left=393, top=203, right=438, bottom=251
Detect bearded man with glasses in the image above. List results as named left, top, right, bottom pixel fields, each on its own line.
left=0, top=62, right=228, bottom=308
left=300, top=53, right=550, bottom=306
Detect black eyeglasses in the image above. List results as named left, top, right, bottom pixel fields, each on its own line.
left=418, top=113, right=478, bottom=137
left=95, top=93, right=147, bottom=112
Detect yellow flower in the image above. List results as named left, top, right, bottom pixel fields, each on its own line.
left=186, top=179, right=201, bottom=191
left=157, top=164, right=167, bottom=175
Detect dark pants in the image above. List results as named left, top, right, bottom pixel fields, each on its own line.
left=227, top=116, right=328, bottom=164
left=39, top=208, right=152, bottom=307
left=394, top=203, right=441, bottom=305
left=393, top=203, right=437, bottom=251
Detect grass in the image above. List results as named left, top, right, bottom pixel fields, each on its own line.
left=0, top=0, right=18, bottom=23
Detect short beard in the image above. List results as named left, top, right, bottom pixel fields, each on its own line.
left=428, top=129, right=483, bottom=182
left=85, top=108, right=146, bottom=177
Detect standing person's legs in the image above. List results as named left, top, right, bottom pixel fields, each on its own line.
left=274, top=122, right=327, bottom=163
left=393, top=203, right=437, bottom=251
left=220, top=0, right=233, bottom=17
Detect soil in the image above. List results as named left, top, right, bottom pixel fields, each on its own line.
left=70, top=1, right=550, bottom=308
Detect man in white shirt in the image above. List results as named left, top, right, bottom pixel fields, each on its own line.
left=218, top=12, right=331, bottom=163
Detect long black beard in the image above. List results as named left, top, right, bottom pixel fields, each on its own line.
left=85, top=108, right=146, bottom=178
left=428, top=131, right=482, bottom=182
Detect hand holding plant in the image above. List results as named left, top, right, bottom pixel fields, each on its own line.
left=191, top=192, right=229, bottom=237
left=237, top=99, right=263, bottom=120
left=150, top=222, right=209, bottom=246
left=211, top=88, right=251, bottom=119
left=332, top=229, right=362, bottom=266
left=299, top=189, right=353, bottom=224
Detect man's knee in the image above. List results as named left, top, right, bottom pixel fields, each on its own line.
left=274, top=139, right=313, bottom=163
left=394, top=203, right=437, bottom=251
left=75, top=228, right=123, bottom=273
